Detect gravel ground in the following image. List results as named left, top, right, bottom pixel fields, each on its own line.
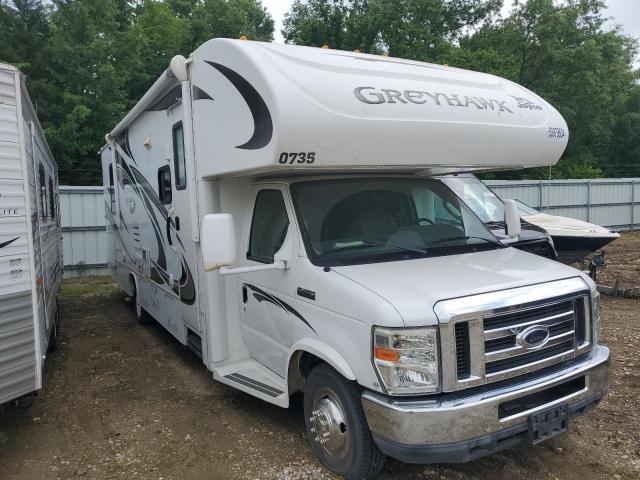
left=595, top=230, right=640, bottom=289
left=0, top=265, right=638, bottom=479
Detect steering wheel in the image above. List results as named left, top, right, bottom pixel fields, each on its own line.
left=443, top=200, right=463, bottom=221
left=417, top=217, right=434, bottom=225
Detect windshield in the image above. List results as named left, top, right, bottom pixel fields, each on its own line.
left=291, top=178, right=502, bottom=266
left=439, top=176, right=504, bottom=223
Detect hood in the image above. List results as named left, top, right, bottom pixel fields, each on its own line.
left=332, top=247, right=587, bottom=327
left=523, top=213, right=620, bottom=237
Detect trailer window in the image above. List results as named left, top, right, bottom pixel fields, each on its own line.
left=172, top=122, right=186, bottom=190
left=38, top=163, right=47, bottom=220
left=247, top=190, right=289, bottom=263
left=48, top=177, right=56, bottom=220
left=108, top=164, right=116, bottom=214
left=158, top=166, right=172, bottom=204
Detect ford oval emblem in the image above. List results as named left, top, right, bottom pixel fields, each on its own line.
left=516, top=325, right=550, bottom=349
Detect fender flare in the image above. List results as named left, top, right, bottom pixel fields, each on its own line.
left=288, top=337, right=357, bottom=381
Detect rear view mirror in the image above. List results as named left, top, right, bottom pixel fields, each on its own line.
left=504, top=199, right=522, bottom=237
left=201, top=214, right=237, bottom=271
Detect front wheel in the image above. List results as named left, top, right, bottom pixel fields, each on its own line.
left=304, top=364, right=386, bottom=479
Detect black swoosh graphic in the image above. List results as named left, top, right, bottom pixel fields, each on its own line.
left=0, top=237, right=19, bottom=249
left=113, top=148, right=196, bottom=305
left=204, top=61, right=273, bottom=150
left=245, top=284, right=316, bottom=334
left=193, top=86, right=213, bottom=101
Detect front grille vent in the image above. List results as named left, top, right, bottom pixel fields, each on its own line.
left=455, top=322, right=471, bottom=379
left=482, top=298, right=583, bottom=381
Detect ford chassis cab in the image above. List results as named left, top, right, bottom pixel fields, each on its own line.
left=101, top=40, right=610, bottom=479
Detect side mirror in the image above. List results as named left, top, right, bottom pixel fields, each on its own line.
left=504, top=199, right=522, bottom=237
left=201, top=213, right=237, bottom=271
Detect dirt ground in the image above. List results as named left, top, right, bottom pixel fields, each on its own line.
left=0, top=260, right=639, bottom=479
left=594, top=230, right=640, bottom=289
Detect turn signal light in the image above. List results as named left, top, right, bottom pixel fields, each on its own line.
left=374, top=347, right=400, bottom=362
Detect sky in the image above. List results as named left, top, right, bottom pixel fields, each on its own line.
left=262, top=0, right=640, bottom=48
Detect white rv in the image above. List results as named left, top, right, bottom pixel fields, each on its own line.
left=101, top=40, right=610, bottom=479
left=0, top=63, right=63, bottom=406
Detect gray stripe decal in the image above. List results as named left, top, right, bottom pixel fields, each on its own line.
left=225, top=373, right=283, bottom=397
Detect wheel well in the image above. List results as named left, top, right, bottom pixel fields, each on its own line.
left=129, top=274, right=136, bottom=297
left=288, top=350, right=325, bottom=394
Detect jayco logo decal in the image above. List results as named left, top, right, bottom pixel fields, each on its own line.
left=510, top=96, right=543, bottom=110
left=354, top=86, right=516, bottom=113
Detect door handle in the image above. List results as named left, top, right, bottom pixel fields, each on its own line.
left=242, top=285, right=248, bottom=304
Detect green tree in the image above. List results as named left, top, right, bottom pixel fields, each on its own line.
left=191, top=0, right=274, bottom=48
left=45, top=0, right=139, bottom=184
left=0, top=1, right=54, bottom=125
left=283, top=0, right=349, bottom=49
left=283, top=0, right=502, bottom=61
left=458, top=0, right=638, bottom=178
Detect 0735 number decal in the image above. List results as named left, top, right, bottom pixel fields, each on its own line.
left=278, top=152, right=316, bottom=165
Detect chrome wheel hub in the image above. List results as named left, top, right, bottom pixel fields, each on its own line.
left=309, top=389, right=350, bottom=460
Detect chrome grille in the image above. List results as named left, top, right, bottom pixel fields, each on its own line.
left=435, top=278, right=593, bottom=392
left=483, top=299, right=577, bottom=380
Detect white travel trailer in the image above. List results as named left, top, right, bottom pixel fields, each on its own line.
left=101, top=40, right=609, bottom=479
left=0, top=63, right=63, bottom=406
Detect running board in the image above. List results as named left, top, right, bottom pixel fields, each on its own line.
left=224, top=373, right=283, bottom=397
left=212, top=359, right=288, bottom=407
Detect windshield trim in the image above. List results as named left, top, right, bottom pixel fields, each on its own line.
left=290, top=177, right=504, bottom=267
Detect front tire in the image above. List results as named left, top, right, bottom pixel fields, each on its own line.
left=304, top=364, right=386, bottom=479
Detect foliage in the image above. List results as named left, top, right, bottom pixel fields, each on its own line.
left=0, top=0, right=273, bottom=185
left=0, top=0, right=638, bottom=182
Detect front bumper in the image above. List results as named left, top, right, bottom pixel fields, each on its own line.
left=361, top=345, right=610, bottom=463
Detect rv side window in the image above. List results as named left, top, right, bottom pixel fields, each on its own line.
left=158, top=166, right=172, bottom=204
left=38, top=163, right=47, bottom=220
left=247, top=190, right=289, bottom=263
left=172, top=122, right=186, bottom=190
left=48, top=177, right=56, bottom=220
left=108, top=164, right=116, bottom=213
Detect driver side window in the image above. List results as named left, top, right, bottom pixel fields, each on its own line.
left=247, top=190, right=289, bottom=264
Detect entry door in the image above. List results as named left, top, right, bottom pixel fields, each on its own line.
left=167, top=112, right=199, bottom=331
left=239, top=187, right=298, bottom=376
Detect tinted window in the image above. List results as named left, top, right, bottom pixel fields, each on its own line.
left=158, top=166, right=172, bottom=204
left=247, top=190, right=289, bottom=263
left=173, top=122, right=186, bottom=190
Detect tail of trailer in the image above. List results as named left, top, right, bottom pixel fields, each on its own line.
left=0, top=63, right=63, bottom=405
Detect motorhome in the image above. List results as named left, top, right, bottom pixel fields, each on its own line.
left=0, top=63, right=63, bottom=406
left=101, top=40, right=610, bottom=479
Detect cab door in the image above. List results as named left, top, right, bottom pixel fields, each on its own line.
left=239, top=186, right=298, bottom=376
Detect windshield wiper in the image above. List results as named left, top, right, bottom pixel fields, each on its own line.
left=427, top=236, right=501, bottom=246
left=329, top=241, right=428, bottom=256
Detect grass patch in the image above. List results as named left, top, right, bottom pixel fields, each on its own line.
left=60, top=276, right=120, bottom=301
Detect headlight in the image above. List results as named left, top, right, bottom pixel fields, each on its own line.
left=591, top=291, right=601, bottom=345
left=373, top=327, right=439, bottom=394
